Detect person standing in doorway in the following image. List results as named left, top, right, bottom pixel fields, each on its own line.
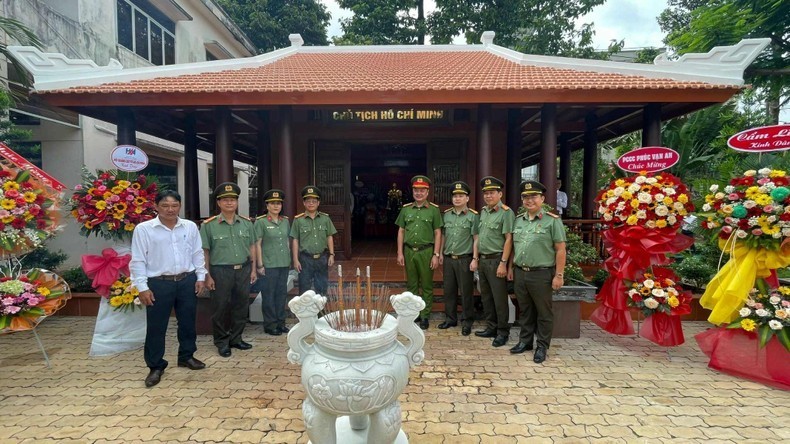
left=130, top=190, right=207, bottom=388
left=291, top=185, right=337, bottom=296
left=200, top=182, right=257, bottom=358
left=556, top=178, right=568, bottom=216
left=254, top=189, right=291, bottom=336
left=395, top=175, right=443, bottom=330
left=438, top=181, right=479, bottom=335
left=508, top=180, right=566, bottom=363
left=474, top=176, right=515, bottom=347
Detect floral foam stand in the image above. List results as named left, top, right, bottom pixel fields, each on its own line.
left=288, top=288, right=425, bottom=444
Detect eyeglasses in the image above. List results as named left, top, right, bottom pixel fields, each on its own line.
left=522, top=195, right=542, bottom=200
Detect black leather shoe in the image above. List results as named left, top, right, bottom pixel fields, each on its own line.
left=461, top=326, right=471, bottom=336
left=492, top=335, right=509, bottom=347
left=278, top=325, right=289, bottom=334
left=420, top=318, right=429, bottom=330
left=177, top=357, right=206, bottom=370
left=509, top=342, right=533, bottom=354
left=474, top=328, right=497, bottom=338
left=264, top=328, right=282, bottom=336
left=144, top=369, right=163, bottom=387
left=534, top=346, right=547, bottom=363
left=218, top=346, right=231, bottom=357
left=230, top=341, right=253, bottom=350
left=437, top=321, right=457, bottom=329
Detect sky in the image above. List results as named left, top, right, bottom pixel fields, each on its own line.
left=319, top=0, right=669, bottom=50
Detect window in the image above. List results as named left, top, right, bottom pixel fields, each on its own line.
left=116, top=0, right=175, bottom=65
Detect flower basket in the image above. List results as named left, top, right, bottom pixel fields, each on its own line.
left=0, top=268, right=71, bottom=334
left=626, top=268, right=692, bottom=346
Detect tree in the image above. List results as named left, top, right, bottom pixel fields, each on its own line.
left=333, top=0, right=425, bottom=45
left=215, top=0, right=330, bottom=53
left=1, top=16, right=43, bottom=101
left=658, top=0, right=789, bottom=124
left=429, top=0, right=614, bottom=58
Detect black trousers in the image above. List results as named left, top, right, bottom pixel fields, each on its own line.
left=210, top=263, right=251, bottom=348
left=478, top=257, right=510, bottom=336
left=261, top=267, right=289, bottom=330
left=443, top=256, right=475, bottom=326
left=144, top=273, right=197, bottom=370
left=514, top=267, right=554, bottom=348
left=298, top=252, right=328, bottom=295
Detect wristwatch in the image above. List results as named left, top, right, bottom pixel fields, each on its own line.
left=433, top=253, right=440, bottom=258
left=556, top=273, right=564, bottom=278
left=500, top=259, right=507, bottom=263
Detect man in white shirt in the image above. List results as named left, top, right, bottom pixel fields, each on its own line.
left=556, top=179, right=568, bottom=216
left=130, top=190, right=208, bottom=387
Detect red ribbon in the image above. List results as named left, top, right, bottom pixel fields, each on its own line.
left=81, top=248, right=131, bottom=298
left=640, top=312, right=685, bottom=347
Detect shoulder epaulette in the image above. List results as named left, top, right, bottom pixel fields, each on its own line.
left=469, top=209, right=479, bottom=215
left=256, top=214, right=267, bottom=220
left=294, top=213, right=305, bottom=219
left=202, top=216, right=217, bottom=224
left=403, top=203, right=414, bottom=207
left=319, top=211, right=329, bottom=217
left=239, top=215, right=251, bottom=221
left=501, top=204, right=511, bottom=211
left=443, top=207, right=453, bottom=213
left=546, top=212, right=560, bottom=218
left=282, top=215, right=289, bottom=219
left=429, top=202, right=439, bottom=208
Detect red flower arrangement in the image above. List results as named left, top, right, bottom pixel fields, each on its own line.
left=69, top=168, right=158, bottom=241
left=597, top=171, right=695, bottom=229
left=627, top=269, right=692, bottom=317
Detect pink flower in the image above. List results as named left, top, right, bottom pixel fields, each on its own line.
left=5, top=305, right=20, bottom=314
left=752, top=229, right=763, bottom=236
left=722, top=226, right=733, bottom=233
left=764, top=205, right=774, bottom=213
left=757, top=178, right=770, bottom=185
left=782, top=300, right=790, bottom=307
left=728, top=193, right=740, bottom=200
left=97, top=185, right=107, bottom=192
left=754, top=303, right=764, bottom=309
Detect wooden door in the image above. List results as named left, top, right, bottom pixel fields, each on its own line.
left=311, top=142, right=352, bottom=259
left=427, top=140, right=467, bottom=209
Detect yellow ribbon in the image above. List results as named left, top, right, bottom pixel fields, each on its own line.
left=700, top=238, right=790, bottom=325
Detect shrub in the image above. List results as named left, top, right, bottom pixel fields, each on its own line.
left=60, top=267, right=93, bottom=293
left=18, top=247, right=68, bottom=271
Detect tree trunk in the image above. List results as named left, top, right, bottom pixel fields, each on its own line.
left=417, top=0, right=425, bottom=45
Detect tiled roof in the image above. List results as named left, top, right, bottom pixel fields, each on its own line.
left=48, top=51, right=730, bottom=96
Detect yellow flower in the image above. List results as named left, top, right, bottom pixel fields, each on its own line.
left=779, top=287, right=790, bottom=296
left=677, top=194, right=688, bottom=204
left=115, top=202, right=128, bottom=212
left=621, top=191, right=633, bottom=200
left=122, top=294, right=134, bottom=304
left=656, top=220, right=667, bottom=228
left=754, top=194, right=771, bottom=206
left=134, top=197, right=146, bottom=206
left=94, top=200, right=107, bottom=210
left=131, top=183, right=141, bottom=190
left=1, top=199, right=16, bottom=210
left=769, top=170, right=786, bottom=178
left=24, top=212, right=34, bottom=221
left=117, top=180, right=131, bottom=188
left=38, top=287, right=51, bottom=297
left=667, top=296, right=679, bottom=308
left=113, top=212, right=125, bottom=220
left=776, top=309, right=787, bottom=320
left=111, top=186, right=123, bottom=194
left=124, top=223, right=135, bottom=231
left=102, top=192, right=112, bottom=200
left=1, top=215, right=13, bottom=224
left=740, top=318, right=756, bottom=332
left=134, top=207, right=143, bottom=214
left=745, top=186, right=760, bottom=199
left=84, top=221, right=94, bottom=229
left=109, top=296, right=123, bottom=307
left=23, top=191, right=37, bottom=203
left=630, top=200, right=639, bottom=209
left=663, top=196, right=673, bottom=206
left=615, top=179, right=625, bottom=187
left=626, top=215, right=638, bottom=225
left=705, top=194, right=715, bottom=204
left=721, top=205, right=733, bottom=215
left=3, top=181, right=19, bottom=191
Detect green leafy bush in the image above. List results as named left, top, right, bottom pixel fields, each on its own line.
left=60, top=267, right=93, bottom=293
left=671, top=241, right=721, bottom=290
left=19, top=247, right=68, bottom=271
left=565, top=229, right=600, bottom=283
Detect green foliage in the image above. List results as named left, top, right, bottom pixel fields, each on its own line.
left=19, top=247, right=68, bottom=271
left=334, top=0, right=424, bottom=45
left=0, top=89, right=33, bottom=146
left=671, top=241, right=720, bottom=289
left=592, top=268, right=609, bottom=290
left=215, top=0, right=330, bottom=53
left=60, top=267, right=93, bottom=293
left=0, top=16, right=43, bottom=99
left=564, top=229, right=600, bottom=283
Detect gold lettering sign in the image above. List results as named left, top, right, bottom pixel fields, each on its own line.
left=330, top=108, right=447, bottom=123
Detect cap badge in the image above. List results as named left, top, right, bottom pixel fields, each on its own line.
left=273, top=192, right=279, bottom=198
left=455, top=184, right=461, bottom=189
left=485, top=179, right=491, bottom=185
left=225, top=185, right=233, bottom=191
left=526, top=183, right=532, bottom=189
left=307, top=188, right=314, bottom=193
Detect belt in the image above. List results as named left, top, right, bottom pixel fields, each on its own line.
left=405, top=244, right=433, bottom=252
left=516, top=265, right=553, bottom=272
left=300, top=251, right=326, bottom=259
left=479, top=252, right=503, bottom=260
left=150, top=271, right=195, bottom=282
left=444, top=253, right=472, bottom=260
left=212, top=261, right=251, bottom=270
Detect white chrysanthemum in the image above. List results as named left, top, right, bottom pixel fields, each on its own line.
left=702, top=203, right=712, bottom=211
left=645, top=220, right=657, bottom=228
left=654, top=193, right=665, bottom=202
left=644, top=298, right=659, bottom=309
left=664, top=188, right=676, bottom=196
left=744, top=170, right=757, bottom=177
left=673, top=202, right=685, bottom=211
left=627, top=289, right=638, bottom=296
left=646, top=177, right=657, bottom=184
left=613, top=186, right=625, bottom=197
left=739, top=307, right=752, bottom=317
left=755, top=309, right=770, bottom=317
left=635, top=176, right=647, bottom=184
left=643, top=279, right=655, bottom=289
left=736, top=230, right=748, bottom=238
left=636, top=210, right=647, bottom=219
left=628, top=183, right=641, bottom=193
left=759, top=186, right=770, bottom=194
left=606, top=197, right=617, bottom=206
left=603, top=213, right=613, bottom=221
left=724, top=185, right=735, bottom=193
left=637, top=192, right=652, bottom=204
left=743, top=200, right=756, bottom=209
left=616, top=202, right=626, bottom=211
left=770, top=296, right=781, bottom=305
left=655, top=206, right=669, bottom=217
left=758, top=167, right=772, bottom=176
left=710, top=184, right=719, bottom=193
left=773, top=232, right=783, bottom=238
left=651, top=288, right=665, bottom=298
left=769, top=320, right=783, bottom=330
left=715, top=192, right=725, bottom=200
left=667, top=215, right=677, bottom=225
left=767, top=215, right=777, bottom=223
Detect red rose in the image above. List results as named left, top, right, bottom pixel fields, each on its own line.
left=11, top=218, right=26, bottom=229
left=36, top=219, right=48, bottom=229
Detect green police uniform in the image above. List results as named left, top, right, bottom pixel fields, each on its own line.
left=441, top=198, right=478, bottom=328
left=290, top=185, right=337, bottom=295
left=255, top=215, right=291, bottom=269
left=396, top=175, right=443, bottom=321
left=512, top=180, right=566, bottom=354
left=201, top=182, right=256, bottom=353
left=255, top=188, right=291, bottom=334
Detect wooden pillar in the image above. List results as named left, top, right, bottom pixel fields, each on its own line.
left=477, top=104, right=492, bottom=208
left=540, top=104, right=557, bottom=209
left=184, top=112, right=199, bottom=220
left=559, top=133, right=571, bottom=211
left=279, top=106, right=295, bottom=216
left=582, top=113, right=598, bottom=219
left=506, top=109, right=522, bottom=211
left=116, top=108, right=136, bottom=146
left=255, top=111, right=272, bottom=214
left=214, top=107, right=234, bottom=185
left=642, top=103, right=662, bottom=147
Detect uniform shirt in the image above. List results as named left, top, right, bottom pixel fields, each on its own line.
left=395, top=202, right=443, bottom=247
left=478, top=202, right=515, bottom=254
left=199, top=213, right=255, bottom=265
left=513, top=209, right=566, bottom=268
left=442, top=207, right=478, bottom=255
left=255, top=214, right=291, bottom=268
left=129, top=216, right=207, bottom=292
left=289, top=212, right=337, bottom=254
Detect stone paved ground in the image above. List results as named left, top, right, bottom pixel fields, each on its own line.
left=1, top=317, right=788, bottom=443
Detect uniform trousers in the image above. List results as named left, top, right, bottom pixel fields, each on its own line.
left=404, top=247, right=435, bottom=318
left=478, top=257, right=510, bottom=336
left=261, top=266, right=289, bottom=331
left=442, top=255, right=474, bottom=326
left=144, top=273, right=197, bottom=370
left=298, top=251, right=328, bottom=295
left=514, top=267, right=554, bottom=349
left=210, top=263, right=251, bottom=348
